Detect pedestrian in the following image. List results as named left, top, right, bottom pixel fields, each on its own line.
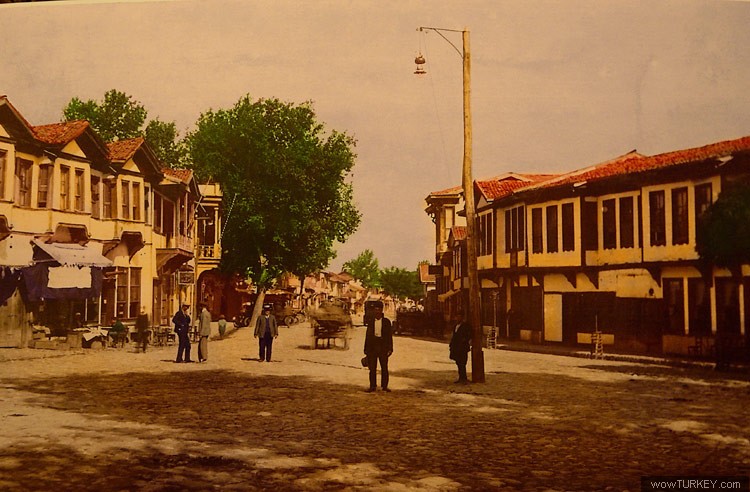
left=363, top=301, right=393, bottom=392
left=135, top=307, right=150, bottom=353
left=198, top=303, right=211, bottom=362
left=449, top=318, right=472, bottom=384
left=254, top=306, right=278, bottom=362
left=217, top=314, right=227, bottom=339
left=173, top=303, right=192, bottom=363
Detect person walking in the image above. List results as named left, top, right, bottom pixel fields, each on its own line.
left=254, top=306, right=278, bottom=362
left=173, top=303, right=192, bottom=363
left=135, top=307, right=150, bottom=353
left=197, top=304, right=212, bottom=362
left=217, top=314, right=227, bottom=339
left=363, top=301, right=393, bottom=392
left=449, top=318, right=472, bottom=384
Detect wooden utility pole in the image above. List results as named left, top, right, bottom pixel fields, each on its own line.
left=461, top=29, right=485, bottom=382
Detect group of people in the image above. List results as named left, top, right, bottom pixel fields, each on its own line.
left=166, top=300, right=473, bottom=390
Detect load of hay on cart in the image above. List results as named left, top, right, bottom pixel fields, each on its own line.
left=308, top=299, right=352, bottom=349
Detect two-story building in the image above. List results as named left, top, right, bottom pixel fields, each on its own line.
left=0, top=95, right=201, bottom=347
left=426, top=136, right=750, bottom=356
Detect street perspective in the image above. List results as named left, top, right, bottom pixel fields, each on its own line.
left=1, top=1, right=750, bottom=491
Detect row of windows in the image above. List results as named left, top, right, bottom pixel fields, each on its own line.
left=0, top=150, right=194, bottom=235
left=483, top=183, right=714, bottom=256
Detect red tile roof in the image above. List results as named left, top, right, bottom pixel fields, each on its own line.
left=451, top=225, right=467, bottom=241
left=476, top=173, right=558, bottom=201
left=418, top=263, right=435, bottom=283
left=32, top=120, right=90, bottom=145
left=531, top=135, right=750, bottom=192
left=162, top=167, right=193, bottom=183
left=427, top=185, right=462, bottom=197
left=107, top=137, right=145, bottom=161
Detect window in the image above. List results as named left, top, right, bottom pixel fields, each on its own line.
left=154, top=193, right=163, bottom=232
left=132, top=182, right=141, bottom=221
left=121, top=181, right=130, bottom=219
left=649, top=190, right=666, bottom=246
left=531, top=208, right=543, bottom=253
left=144, top=185, right=151, bottom=225
left=671, top=187, right=688, bottom=245
left=14, top=158, right=32, bottom=206
left=562, top=203, right=574, bottom=252
left=91, top=177, right=100, bottom=219
left=74, top=169, right=85, bottom=212
left=0, top=150, right=6, bottom=200
left=546, top=205, right=558, bottom=253
left=103, top=180, right=116, bottom=218
left=602, top=199, right=616, bottom=250
left=505, top=206, right=525, bottom=252
left=582, top=200, right=598, bottom=251
left=60, top=166, right=70, bottom=210
left=115, top=266, right=141, bottom=320
left=37, top=165, right=52, bottom=208
left=619, top=196, right=634, bottom=249
left=477, top=212, right=493, bottom=256
left=129, top=267, right=141, bottom=318
left=694, top=183, right=712, bottom=227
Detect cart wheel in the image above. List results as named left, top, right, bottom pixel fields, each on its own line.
left=284, top=315, right=297, bottom=326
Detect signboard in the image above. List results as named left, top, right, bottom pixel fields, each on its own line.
left=178, top=271, right=195, bottom=285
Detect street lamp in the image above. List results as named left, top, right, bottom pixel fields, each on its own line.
left=415, top=26, right=484, bottom=383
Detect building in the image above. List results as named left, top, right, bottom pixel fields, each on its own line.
left=0, top=95, right=201, bottom=347
left=426, top=137, right=750, bottom=356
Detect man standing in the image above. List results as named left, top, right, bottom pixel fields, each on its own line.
left=364, top=301, right=393, bottom=392
left=449, top=318, right=472, bottom=384
left=173, top=303, right=192, bottom=363
left=254, top=306, right=278, bottom=362
left=135, top=307, right=150, bottom=353
left=198, top=303, right=212, bottom=362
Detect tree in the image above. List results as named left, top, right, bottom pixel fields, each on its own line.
left=380, top=266, right=423, bottom=301
left=62, top=89, right=182, bottom=166
left=696, top=183, right=750, bottom=268
left=343, top=249, right=381, bottom=288
left=187, top=95, right=361, bottom=325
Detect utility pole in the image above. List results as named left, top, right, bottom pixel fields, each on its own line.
left=416, top=26, right=484, bottom=382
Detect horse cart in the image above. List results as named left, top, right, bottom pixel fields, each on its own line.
left=309, top=300, right=352, bottom=349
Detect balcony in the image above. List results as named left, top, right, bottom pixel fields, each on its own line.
left=197, top=244, right=221, bottom=259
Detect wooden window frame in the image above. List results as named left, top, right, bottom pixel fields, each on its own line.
left=619, top=196, right=634, bottom=249
left=671, top=187, right=689, bottom=245
left=546, top=205, right=558, bottom=253
left=531, top=207, right=543, bottom=254
left=649, top=190, right=666, bottom=247
left=561, top=202, right=574, bottom=252
left=37, top=164, right=52, bottom=209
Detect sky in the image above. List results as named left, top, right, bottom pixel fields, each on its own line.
left=1, top=0, right=750, bottom=272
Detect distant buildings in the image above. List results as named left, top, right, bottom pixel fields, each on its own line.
left=426, top=136, right=750, bottom=356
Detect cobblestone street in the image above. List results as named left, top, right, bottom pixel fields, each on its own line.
left=1, top=323, right=749, bottom=491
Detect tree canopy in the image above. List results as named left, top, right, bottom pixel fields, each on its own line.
left=379, top=266, right=423, bottom=301
left=343, top=249, right=381, bottom=288
left=696, top=183, right=750, bottom=267
left=62, top=89, right=183, bottom=167
left=187, top=95, right=361, bottom=288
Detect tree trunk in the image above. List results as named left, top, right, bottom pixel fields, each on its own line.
left=248, top=289, right=266, bottom=333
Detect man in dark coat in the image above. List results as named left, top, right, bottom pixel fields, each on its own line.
left=449, top=318, right=472, bottom=383
left=363, top=301, right=393, bottom=392
left=254, top=306, right=278, bottom=362
left=173, top=303, right=193, bottom=363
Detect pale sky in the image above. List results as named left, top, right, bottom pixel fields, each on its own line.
left=2, top=0, right=750, bottom=272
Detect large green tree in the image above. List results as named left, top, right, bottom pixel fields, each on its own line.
left=343, top=249, right=381, bottom=288
left=187, top=95, right=360, bottom=323
left=696, top=183, right=750, bottom=267
left=62, top=89, right=183, bottom=167
left=380, top=266, right=423, bottom=301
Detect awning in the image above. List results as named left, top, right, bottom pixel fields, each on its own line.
left=103, top=231, right=145, bottom=259
left=31, top=239, right=112, bottom=267
left=48, top=223, right=89, bottom=244
left=437, top=289, right=459, bottom=302
left=156, top=248, right=193, bottom=274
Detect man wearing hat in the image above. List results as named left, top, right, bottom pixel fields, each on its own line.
left=254, top=305, right=278, bottom=362
left=363, top=301, right=393, bottom=392
left=173, top=303, right=193, bottom=363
